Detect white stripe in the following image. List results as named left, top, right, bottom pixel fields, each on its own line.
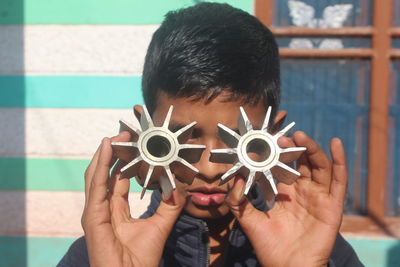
left=0, top=190, right=390, bottom=239
left=0, top=108, right=140, bottom=157
left=0, top=25, right=158, bottom=75
left=0, top=191, right=151, bottom=237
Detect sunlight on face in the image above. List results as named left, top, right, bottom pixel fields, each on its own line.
left=151, top=92, right=267, bottom=219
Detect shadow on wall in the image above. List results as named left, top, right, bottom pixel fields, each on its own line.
left=0, top=0, right=26, bottom=266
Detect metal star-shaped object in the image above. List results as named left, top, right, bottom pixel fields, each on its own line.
left=111, top=105, right=206, bottom=199
left=210, top=106, right=306, bottom=200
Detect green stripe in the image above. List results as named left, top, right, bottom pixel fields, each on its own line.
left=0, top=76, right=144, bottom=108
left=0, top=0, right=252, bottom=24
left=347, top=238, right=400, bottom=267
left=0, top=158, right=143, bottom=192
left=0, top=235, right=399, bottom=267
left=0, top=235, right=75, bottom=267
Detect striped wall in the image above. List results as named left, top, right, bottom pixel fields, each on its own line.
left=0, top=1, right=398, bottom=266
left=0, top=1, right=251, bottom=266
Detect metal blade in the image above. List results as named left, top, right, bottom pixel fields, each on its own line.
left=140, top=105, right=154, bottom=131
left=171, top=157, right=198, bottom=185
left=162, top=105, right=174, bottom=128
left=175, top=122, right=197, bottom=143
left=271, top=161, right=301, bottom=185
left=118, top=120, right=141, bottom=141
left=220, top=162, right=243, bottom=185
left=120, top=156, right=142, bottom=179
left=141, top=165, right=154, bottom=199
left=111, top=142, right=139, bottom=162
left=159, top=166, right=176, bottom=200
left=276, top=122, right=295, bottom=138
left=244, top=170, right=256, bottom=195
left=178, top=144, right=206, bottom=163
left=217, top=124, right=241, bottom=148
left=176, top=157, right=198, bottom=173
left=258, top=171, right=276, bottom=201
left=264, top=169, right=278, bottom=195
left=262, top=106, right=272, bottom=131
left=209, top=148, right=238, bottom=164
left=279, top=147, right=306, bottom=164
left=238, top=107, right=253, bottom=135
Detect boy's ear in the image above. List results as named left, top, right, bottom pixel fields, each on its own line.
left=133, top=105, right=143, bottom=122
left=270, top=110, right=287, bottom=133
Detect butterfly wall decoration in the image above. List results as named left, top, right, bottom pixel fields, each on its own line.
left=288, top=0, right=353, bottom=49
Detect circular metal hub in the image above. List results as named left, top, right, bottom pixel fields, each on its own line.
left=210, top=106, right=306, bottom=200
left=139, top=128, right=179, bottom=166
left=111, top=105, right=206, bottom=199
left=238, top=131, right=279, bottom=171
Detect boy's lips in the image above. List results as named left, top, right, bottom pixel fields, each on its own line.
left=187, top=187, right=227, bottom=206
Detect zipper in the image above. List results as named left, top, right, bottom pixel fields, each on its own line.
left=202, top=219, right=238, bottom=266
left=201, top=221, right=210, bottom=267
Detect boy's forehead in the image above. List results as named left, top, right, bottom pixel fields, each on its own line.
left=155, top=90, right=264, bottom=108
left=153, top=91, right=266, bottom=129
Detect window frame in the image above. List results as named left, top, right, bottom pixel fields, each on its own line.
left=255, top=0, right=400, bottom=237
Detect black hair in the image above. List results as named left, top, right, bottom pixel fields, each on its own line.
left=142, top=2, right=280, bottom=120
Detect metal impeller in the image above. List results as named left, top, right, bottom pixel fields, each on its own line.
left=111, top=105, right=206, bottom=199
left=210, top=106, right=306, bottom=200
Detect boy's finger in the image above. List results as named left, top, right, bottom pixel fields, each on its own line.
left=293, top=131, right=332, bottom=189
left=110, top=161, right=131, bottom=226
left=225, top=177, right=264, bottom=234
left=84, top=146, right=101, bottom=205
left=277, top=136, right=304, bottom=164
left=296, top=151, right=312, bottom=178
left=329, top=138, right=348, bottom=202
left=85, top=131, right=131, bottom=181
left=278, top=135, right=312, bottom=179
left=147, top=188, right=187, bottom=238
left=277, top=136, right=295, bottom=148
left=88, top=137, right=115, bottom=205
left=84, top=132, right=131, bottom=206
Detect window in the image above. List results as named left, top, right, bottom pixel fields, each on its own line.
left=256, top=0, right=400, bottom=233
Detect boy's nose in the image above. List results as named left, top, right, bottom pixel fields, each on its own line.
left=193, top=139, right=229, bottom=182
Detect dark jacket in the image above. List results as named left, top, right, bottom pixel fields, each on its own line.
left=58, top=189, right=363, bottom=266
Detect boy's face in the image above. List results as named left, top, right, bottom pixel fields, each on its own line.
left=146, top=91, right=267, bottom=219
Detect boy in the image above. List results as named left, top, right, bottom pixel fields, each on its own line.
left=59, top=3, right=363, bottom=266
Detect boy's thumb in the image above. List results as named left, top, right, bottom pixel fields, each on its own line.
left=225, top=177, right=263, bottom=230
left=150, top=187, right=186, bottom=233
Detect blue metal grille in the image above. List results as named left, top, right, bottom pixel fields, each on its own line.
left=394, top=0, right=400, bottom=26
left=280, top=59, right=370, bottom=214
left=273, top=0, right=372, bottom=27
left=393, top=37, right=400, bottom=49
left=387, top=60, right=400, bottom=216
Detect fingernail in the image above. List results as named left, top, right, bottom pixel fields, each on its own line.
left=163, top=189, right=176, bottom=206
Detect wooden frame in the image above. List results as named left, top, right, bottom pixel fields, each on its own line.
left=368, top=0, right=392, bottom=219
left=272, top=27, right=374, bottom=36
left=279, top=48, right=373, bottom=58
left=255, top=0, right=400, bottom=235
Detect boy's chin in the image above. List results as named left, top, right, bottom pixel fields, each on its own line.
left=183, top=202, right=231, bottom=219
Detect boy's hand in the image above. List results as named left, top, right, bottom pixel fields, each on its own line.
left=226, top=131, right=347, bottom=267
left=81, top=132, right=186, bottom=267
